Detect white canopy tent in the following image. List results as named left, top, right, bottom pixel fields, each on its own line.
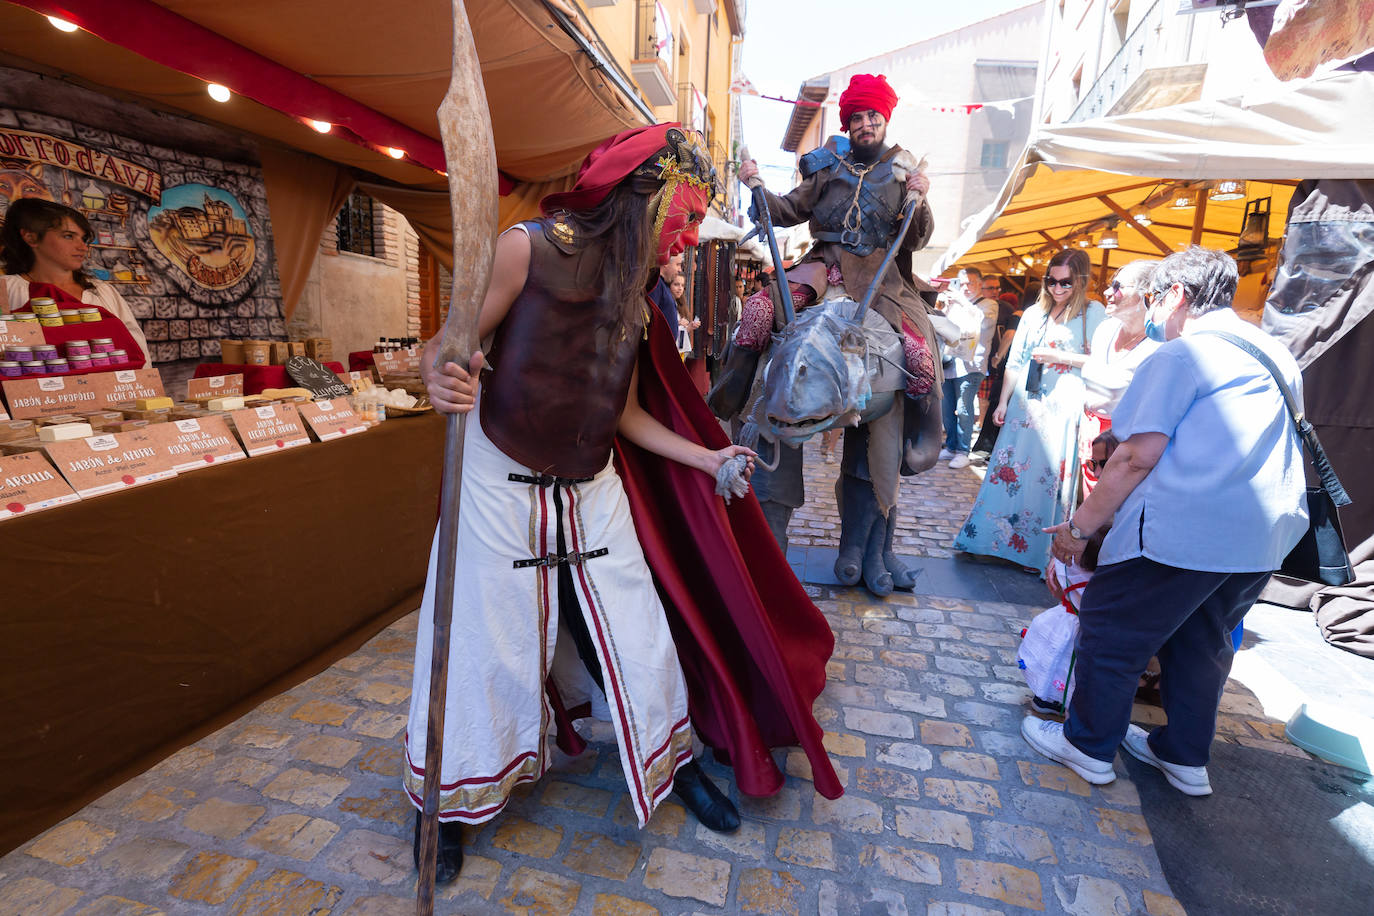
left=699, top=215, right=771, bottom=266
left=936, top=71, right=1374, bottom=278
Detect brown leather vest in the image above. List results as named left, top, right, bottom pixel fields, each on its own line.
left=480, top=220, right=641, bottom=478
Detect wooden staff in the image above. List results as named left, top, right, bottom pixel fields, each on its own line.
left=417, top=2, right=498, bottom=913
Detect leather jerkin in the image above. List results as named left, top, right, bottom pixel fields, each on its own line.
left=480, top=219, right=641, bottom=478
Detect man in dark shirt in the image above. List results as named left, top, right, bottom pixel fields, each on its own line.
left=649, top=252, right=684, bottom=327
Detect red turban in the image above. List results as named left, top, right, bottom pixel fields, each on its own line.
left=838, top=74, right=898, bottom=129
left=540, top=123, right=679, bottom=215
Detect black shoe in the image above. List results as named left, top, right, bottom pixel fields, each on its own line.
left=673, top=760, right=740, bottom=833
left=413, top=810, right=464, bottom=883
left=1029, top=695, right=1065, bottom=717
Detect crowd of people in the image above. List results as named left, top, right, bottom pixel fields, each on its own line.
left=408, top=72, right=1314, bottom=883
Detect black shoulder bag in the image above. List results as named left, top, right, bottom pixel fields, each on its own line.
left=1197, top=330, right=1354, bottom=586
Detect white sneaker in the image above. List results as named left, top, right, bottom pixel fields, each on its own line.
left=948, top=453, right=971, bottom=469
left=1020, top=716, right=1116, bottom=785
left=1122, top=725, right=1212, bottom=796
left=938, top=448, right=955, bottom=461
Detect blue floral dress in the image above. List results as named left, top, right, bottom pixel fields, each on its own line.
left=955, top=301, right=1106, bottom=568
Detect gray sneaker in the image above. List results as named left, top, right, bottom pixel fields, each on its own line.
left=1020, top=716, right=1115, bottom=785
left=1122, top=725, right=1212, bottom=796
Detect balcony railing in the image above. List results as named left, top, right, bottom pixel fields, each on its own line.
left=1069, top=0, right=1208, bottom=122
left=632, top=0, right=677, bottom=107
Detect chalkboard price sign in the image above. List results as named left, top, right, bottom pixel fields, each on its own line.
left=285, top=356, right=351, bottom=399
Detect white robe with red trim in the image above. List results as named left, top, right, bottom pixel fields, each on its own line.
left=403, top=404, right=694, bottom=827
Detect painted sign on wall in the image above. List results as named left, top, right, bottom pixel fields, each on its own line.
left=0, top=104, right=284, bottom=365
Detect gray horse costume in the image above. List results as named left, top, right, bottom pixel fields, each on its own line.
left=711, top=103, right=944, bottom=596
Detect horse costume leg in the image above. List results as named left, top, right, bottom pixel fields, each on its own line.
left=753, top=440, right=804, bottom=555
left=835, top=471, right=880, bottom=587
left=882, top=510, right=916, bottom=591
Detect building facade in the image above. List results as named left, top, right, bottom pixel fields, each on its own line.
left=319, top=0, right=747, bottom=349
left=1037, top=0, right=1285, bottom=125
left=778, top=3, right=1043, bottom=276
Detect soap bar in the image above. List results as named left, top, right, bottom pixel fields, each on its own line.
left=208, top=396, right=246, bottom=411
left=38, top=422, right=94, bottom=442
left=1, top=438, right=45, bottom=454
left=0, top=420, right=36, bottom=443
left=135, top=396, right=174, bottom=410
left=120, top=408, right=171, bottom=423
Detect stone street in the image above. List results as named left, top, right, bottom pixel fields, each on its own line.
left=0, top=440, right=1348, bottom=915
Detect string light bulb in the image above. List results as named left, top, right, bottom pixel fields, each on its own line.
left=385, top=147, right=406, bottom=160
left=309, top=120, right=333, bottom=133
left=47, top=16, right=79, bottom=32
left=207, top=83, right=231, bottom=103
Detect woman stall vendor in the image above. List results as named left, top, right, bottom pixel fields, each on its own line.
left=1, top=198, right=151, bottom=365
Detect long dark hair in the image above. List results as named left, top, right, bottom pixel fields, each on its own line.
left=559, top=175, right=660, bottom=339
left=1, top=198, right=95, bottom=288
left=1037, top=248, right=1092, bottom=320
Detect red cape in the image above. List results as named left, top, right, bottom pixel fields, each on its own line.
left=611, top=310, right=843, bottom=800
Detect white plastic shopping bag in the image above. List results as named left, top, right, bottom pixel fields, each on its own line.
left=1018, top=603, right=1080, bottom=705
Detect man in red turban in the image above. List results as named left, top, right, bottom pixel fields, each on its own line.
left=726, top=72, right=945, bottom=599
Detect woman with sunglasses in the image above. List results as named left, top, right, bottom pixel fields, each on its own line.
left=955, top=248, right=1104, bottom=572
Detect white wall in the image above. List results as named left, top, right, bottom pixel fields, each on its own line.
left=288, top=203, right=418, bottom=358
left=798, top=4, right=1043, bottom=276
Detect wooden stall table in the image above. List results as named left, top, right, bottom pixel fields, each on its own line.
left=0, top=413, right=444, bottom=854
left=192, top=361, right=348, bottom=395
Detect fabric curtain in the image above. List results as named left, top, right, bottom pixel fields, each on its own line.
left=260, top=146, right=356, bottom=320
left=359, top=175, right=577, bottom=273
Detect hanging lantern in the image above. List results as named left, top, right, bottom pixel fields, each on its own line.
left=1098, top=229, right=1119, bottom=250
left=1132, top=209, right=1152, bottom=226
left=1170, top=190, right=1196, bottom=210
left=1208, top=179, right=1246, bottom=202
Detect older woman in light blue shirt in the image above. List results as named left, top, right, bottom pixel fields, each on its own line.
left=1020, top=246, right=1308, bottom=798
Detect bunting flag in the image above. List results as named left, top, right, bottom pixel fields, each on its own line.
left=729, top=72, right=761, bottom=96
left=730, top=82, right=1031, bottom=115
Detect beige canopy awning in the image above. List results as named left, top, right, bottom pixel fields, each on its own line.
left=937, top=71, right=1374, bottom=278
left=1, top=0, right=652, bottom=314
left=0, top=0, right=648, bottom=189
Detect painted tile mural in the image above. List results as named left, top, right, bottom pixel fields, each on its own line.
left=0, top=112, right=284, bottom=364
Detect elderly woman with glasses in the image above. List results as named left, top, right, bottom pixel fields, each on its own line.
left=955, top=248, right=1105, bottom=572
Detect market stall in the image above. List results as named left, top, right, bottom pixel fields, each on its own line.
left=937, top=71, right=1374, bottom=313
left=938, top=69, right=1374, bottom=652
left=0, top=401, right=445, bottom=855
left=0, top=0, right=662, bottom=854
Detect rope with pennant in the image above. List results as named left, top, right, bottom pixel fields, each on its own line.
left=730, top=73, right=1029, bottom=115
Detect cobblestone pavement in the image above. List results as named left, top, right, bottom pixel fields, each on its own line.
left=786, top=440, right=980, bottom=559
left=0, top=442, right=1323, bottom=915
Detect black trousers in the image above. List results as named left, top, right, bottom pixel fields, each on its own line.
left=1063, top=556, right=1270, bottom=766
left=552, top=484, right=605, bottom=694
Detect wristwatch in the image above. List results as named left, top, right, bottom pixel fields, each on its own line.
left=1068, top=518, right=1086, bottom=540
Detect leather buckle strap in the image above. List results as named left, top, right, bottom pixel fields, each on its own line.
left=508, top=472, right=594, bottom=488
left=513, top=547, right=609, bottom=569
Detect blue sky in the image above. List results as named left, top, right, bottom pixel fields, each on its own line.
left=738, top=0, right=1038, bottom=187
